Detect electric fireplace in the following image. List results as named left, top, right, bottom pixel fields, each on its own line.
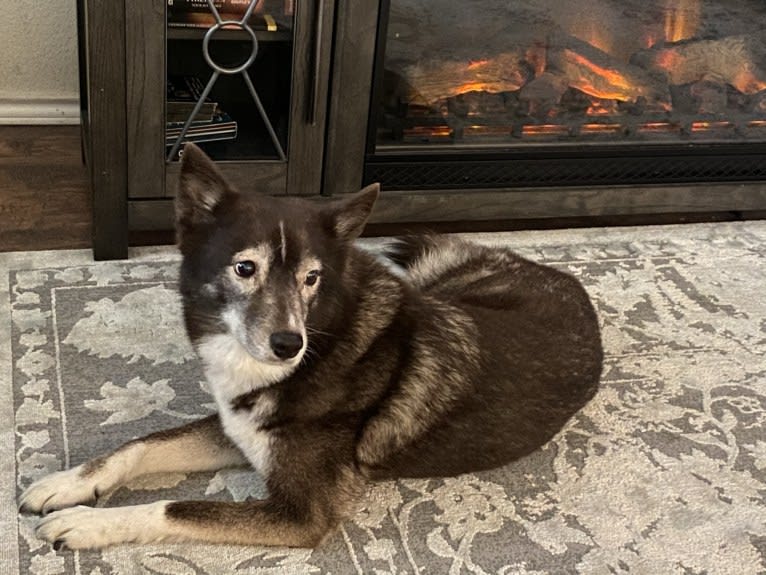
left=363, top=0, right=766, bottom=189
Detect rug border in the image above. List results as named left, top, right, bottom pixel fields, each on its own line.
left=0, top=246, right=180, bottom=573
left=0, top=255, right=17, bottom=575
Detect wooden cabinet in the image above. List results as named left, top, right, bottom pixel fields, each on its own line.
left=78, top=0, right=337, bottom=259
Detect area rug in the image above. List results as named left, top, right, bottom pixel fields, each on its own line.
left=3, top=221, right=766, bottom=575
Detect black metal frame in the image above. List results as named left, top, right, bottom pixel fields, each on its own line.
left=364, top=144, right=766, bottom=190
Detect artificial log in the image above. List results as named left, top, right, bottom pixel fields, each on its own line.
left=519, top=71, right=569, bottom=118
left=632, top=35, right=766, bottom=95
left=548, top=35, right=671, bottom=108
left=751, top=90, right=766, bottom=114
left=689, top=76, right=728, bottom=115
left=519, top=71, right=569, bottom=104
left=399, top=52, right=533, bottom=105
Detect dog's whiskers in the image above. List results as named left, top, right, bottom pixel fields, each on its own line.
left=306, top=327, right=335, bottom=338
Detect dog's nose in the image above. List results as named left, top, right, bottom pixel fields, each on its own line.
left=269, top=331, right=304, bottom=360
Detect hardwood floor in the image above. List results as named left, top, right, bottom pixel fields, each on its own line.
left=1, top=125, right=763, bottom=253
left=0, top=125, right=90, bottom=252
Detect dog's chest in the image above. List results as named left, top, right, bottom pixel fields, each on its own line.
left=198, top=335, right=294, bottom=476
left=218, top=401, right=273, bottom=475
left=205, top=368, right=279, bottom=477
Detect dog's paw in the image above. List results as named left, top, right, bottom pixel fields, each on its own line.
left=19, top=466, right=102, bottom=516
left=35, top=503, right=170, bottom=550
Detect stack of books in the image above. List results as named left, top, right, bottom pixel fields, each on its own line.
left=166, top=75, right=238, bottom=148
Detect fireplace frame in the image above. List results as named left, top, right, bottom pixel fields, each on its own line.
left=323, top=0, right=766, bottom=223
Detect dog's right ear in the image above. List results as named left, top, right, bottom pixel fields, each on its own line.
left=176, top=143, right=236, bottom=237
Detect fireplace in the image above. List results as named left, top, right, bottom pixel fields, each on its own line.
left=363, top=0, right=766, bottom=189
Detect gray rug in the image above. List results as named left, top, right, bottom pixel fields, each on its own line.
left=3, top=222, right=766, bottom=575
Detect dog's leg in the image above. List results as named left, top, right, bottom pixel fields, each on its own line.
left=19, top=415, right=246, bottom=515
left=34, top=470, right=364, bottom=550
left=35, top=499, right=324, bottom=549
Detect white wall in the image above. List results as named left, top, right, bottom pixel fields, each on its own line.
left=0, top=0, right=80, bottom=124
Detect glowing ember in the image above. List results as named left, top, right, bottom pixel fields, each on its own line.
left=691, top=121, right=732, bottom=132
left=644, top=35, right=659, bottom=49
left=732, top=70, right=766, bottom=95
left=581, top=123, right=622, bottom=134
left=456, top=82, right=501, bottom=93
left=653, top=49, right=684, bottom=73
left=587, top=100, right=620, bottom=116
left=522, top=125, right=569, bottom=136
left=464, top=125, right=511, bottom=137
left=403, top=126, right=452, bottom=139
left=467, top=60, right=490, bottom=70
left=638, top=122, right=680, bottom=133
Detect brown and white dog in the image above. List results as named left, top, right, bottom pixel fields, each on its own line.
left=19, top=144, right=603, bottom=549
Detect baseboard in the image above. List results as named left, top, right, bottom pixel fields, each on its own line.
left=0, top=98, right=80, bottom=125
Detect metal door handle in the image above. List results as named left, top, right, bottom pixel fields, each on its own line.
left=307, top=0, right=324, bottom=125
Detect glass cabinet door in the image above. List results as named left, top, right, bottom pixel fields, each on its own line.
left=166, top=0, right=295, bottom=162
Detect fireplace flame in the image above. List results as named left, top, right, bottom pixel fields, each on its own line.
left=571, top=19, right=614, bottom=56
left=664, top=0, right=701, bottom=43
left=564, top=50, right=632, bottom=100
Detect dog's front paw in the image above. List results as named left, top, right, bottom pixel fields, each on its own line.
left=36, top=502, right=170, bottom=550
left=20, top=465, right=103, bottom=515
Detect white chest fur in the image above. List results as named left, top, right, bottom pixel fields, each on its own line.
left=197, top=334, right=292, bottom=476
left=217, top=405, right=273, bottom=475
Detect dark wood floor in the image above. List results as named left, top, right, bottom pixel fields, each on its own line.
left=2, top=125, right=763, bottom=253
left=0, top=126, right=91, bottom=252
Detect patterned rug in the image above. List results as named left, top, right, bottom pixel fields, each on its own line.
left=3, top=222, right=766, bottom=575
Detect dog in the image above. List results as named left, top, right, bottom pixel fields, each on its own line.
left=19, top=143, right=603, bottom=549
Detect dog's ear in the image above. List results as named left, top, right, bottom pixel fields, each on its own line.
left=326, top=183, right=380, bottom=241
left=176, top=143, right=236, bottom=234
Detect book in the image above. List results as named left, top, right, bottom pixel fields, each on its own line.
left=167, top=75, right=218, bottom=123
left=167, top=0, right=261, bottom=14
left=167, top=0, right=292, bottom=28
left=166, top=111, right=238, bottom=147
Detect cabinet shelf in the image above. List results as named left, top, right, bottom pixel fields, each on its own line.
left=167, top=26, right=293, bottom=42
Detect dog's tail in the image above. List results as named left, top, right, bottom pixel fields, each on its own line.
left=383, top=235, right=442, bottom=269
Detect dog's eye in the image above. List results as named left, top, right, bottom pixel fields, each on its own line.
left=234, top=260, right=257, bottom=278
left=305, top=270, right=321, bottom=287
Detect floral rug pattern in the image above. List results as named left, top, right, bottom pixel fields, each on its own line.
left=3, top=222, right=766, bottom=574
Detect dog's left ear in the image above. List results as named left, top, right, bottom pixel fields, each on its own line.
left=326, top=183, right=380, bottom=241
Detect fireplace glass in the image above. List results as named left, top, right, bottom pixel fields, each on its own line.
left=374, top=0, right=766, bottom=149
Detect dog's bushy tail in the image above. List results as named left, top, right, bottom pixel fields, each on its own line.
left=383, top=235, right=442, bottom=269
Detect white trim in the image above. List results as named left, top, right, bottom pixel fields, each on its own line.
left=0, top=98, right=80, bottom=125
